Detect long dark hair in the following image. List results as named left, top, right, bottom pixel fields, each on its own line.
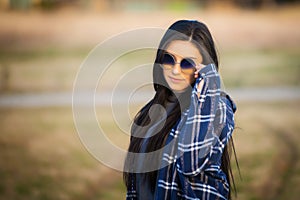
left=124, top=20, right=236, bottom=199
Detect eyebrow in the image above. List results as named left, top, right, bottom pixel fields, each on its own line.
left=165, top=51, right=197, bottom=60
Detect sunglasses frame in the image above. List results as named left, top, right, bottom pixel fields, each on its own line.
left=160, top=52, right=197, bottom=75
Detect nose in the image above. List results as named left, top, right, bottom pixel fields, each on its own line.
left=172, top=63, right=181, bottom=75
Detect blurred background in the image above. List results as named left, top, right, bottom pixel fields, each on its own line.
left=0, top=0, right=300, bottom=199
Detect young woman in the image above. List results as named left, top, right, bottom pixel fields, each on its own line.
left=124, top=20, right=237, bottom=200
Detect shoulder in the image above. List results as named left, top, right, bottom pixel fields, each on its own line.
left=219, top=91, right=237, bottom=113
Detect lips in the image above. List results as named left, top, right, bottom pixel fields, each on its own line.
left=168, top=76, right=184, bottom=83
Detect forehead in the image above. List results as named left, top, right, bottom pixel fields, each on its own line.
left=165, top=40, right=202, bottom=59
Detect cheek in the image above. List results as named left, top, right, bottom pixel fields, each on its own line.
left=163, top=69, right=172, bottom=87
left=185, top=74, right=195, bottom=85
left=163, top=69, right=168, bottom=80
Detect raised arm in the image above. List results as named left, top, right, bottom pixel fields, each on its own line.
left=176, top=64, right=235, bottom=176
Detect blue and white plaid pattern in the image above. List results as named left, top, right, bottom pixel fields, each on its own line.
left=126, top=64, right=236, bottom=200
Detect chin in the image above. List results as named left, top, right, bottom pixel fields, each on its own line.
left=170, top=86, right=186, bottom=93
left=166, top=81, right=188, bottom=93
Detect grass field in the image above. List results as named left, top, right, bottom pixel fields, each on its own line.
left=0, top=100, right=299, bottom=200
left=0, top=47, right=299, bottom=94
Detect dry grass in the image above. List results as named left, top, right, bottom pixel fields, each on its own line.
left=0, top=100, right=299, bottom=199
left=0, top=47, right=298, bottom=94
left=232, top=100, right=300, bottom=199
left=0, top=107, right=126, bottom=200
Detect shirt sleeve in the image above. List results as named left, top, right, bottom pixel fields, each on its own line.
left=176, top=64, right=235, bottom=176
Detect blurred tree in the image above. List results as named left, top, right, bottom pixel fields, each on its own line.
left=234, top=0, right=265, bottom=8
left=275, top=0, right=299, bottom=4
left=40, top=0, right=62, bottom=10
left=9, top=0, right=31, bottom=10
left=40, top=0, right=79, bottom=10
left=233, top=0, right=299, bottom=8
left=5, top=0, right=300, bottom=11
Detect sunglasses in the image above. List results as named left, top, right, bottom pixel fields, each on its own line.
left=160, top=52, right=197, bottom=75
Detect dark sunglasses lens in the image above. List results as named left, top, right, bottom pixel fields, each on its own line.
left=162, top=54, right=174, bottom=65
left=181, top=58, right=196, bottom=69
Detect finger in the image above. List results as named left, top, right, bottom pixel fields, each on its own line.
left=194, top=68, right=201, bottom=77
left=197, top=79, right=204, bottom=98
left=194, top=70, right=199, bottom=78
left=198, top=79, right=204, bottom=90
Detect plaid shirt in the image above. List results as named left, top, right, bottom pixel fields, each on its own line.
left=126, top=64, right=236, bottom=200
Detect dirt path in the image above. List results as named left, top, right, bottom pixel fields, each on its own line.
left=0, top=87, right=299, bottom=107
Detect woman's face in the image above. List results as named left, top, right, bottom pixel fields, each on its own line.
left=163, top=40, right=203, bottom=93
